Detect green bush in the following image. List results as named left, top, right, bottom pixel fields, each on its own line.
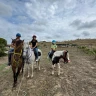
left=43, top=44, right=46, bottom=47
left=81, top=46, right=86, bottom=49
left=93, top=49, right=96, bottom=54
left=0, top=38, right=7, bottom=57
left=78, top=45, right=96, bottom=59
left=93, top=49, right=96, bottom=59
left=0, top=38, right=7, bottom=46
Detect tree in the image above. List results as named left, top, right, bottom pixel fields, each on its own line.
left=0, top=38, right=7, bottom=57
left=0, top=38, right=7, bottom=46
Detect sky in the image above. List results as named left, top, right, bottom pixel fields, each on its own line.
left=0, top=0, right=96, bottom=44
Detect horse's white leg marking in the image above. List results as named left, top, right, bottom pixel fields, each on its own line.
left=23, top=62, right=26, bottom=79
left=27, top=64, right=30, bottom=78
left=67, top=53, right=70, bottom=61
left=57, top=63, right=60, bottom=76
left=52, top=65, right=55, bottom=75
left=31, top=62, right=34, bottom=78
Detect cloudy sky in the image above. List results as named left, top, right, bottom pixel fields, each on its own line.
left=0, top=0, right=96, bottom=43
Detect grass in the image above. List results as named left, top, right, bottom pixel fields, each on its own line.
left=0, top=64, right=7, bottom=71
left=0, top=63, right=11, bottom=77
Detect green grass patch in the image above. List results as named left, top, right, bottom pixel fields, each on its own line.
left=0, top=63, right=7, bottom=71
left=0, top=63, right=11, bottom=77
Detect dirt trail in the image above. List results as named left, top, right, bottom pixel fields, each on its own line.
left=0, top=47, right=96, bottom=96
left=0, top=56, right=8, bottom=65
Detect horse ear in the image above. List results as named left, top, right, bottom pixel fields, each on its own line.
left=11, top=38, right=13, bottom=41
left=22, top=40, right=24, bottom=42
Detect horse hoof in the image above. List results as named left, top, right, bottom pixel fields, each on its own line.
left=27, top=75, right=30, bottom=78
left=52, top=72, right=54, bottom=75
left=13, top=83, right=16, bottom=88
left=31, top=75, right=33, bottom=78
left=58, top=73, right=60, bottom=76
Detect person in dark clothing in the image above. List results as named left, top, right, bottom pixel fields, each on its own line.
left=30, top=35, right=38, bottom=61
left=8, top=33, right=21, bottom=66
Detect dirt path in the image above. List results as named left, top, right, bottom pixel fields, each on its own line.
left=0, top=56, right=8, bottom=65
left=0, top=47, right=96, bottom=96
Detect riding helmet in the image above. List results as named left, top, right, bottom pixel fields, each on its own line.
left=32, top=35, right=37, bottom=38
left=16, top=33, right=21, bottom=37
left=52, top=40, right=56, bottom=43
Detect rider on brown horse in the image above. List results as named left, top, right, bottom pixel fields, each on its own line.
left=8, top=33, right=21, bottom=66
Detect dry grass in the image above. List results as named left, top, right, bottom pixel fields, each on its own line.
left=0, top=39, right=96, bottom=96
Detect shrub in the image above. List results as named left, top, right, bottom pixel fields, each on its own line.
left=0, top=38, right=7, bottom=57
left=93, top=49, right=96, bottom=59
left=0, top=38, right=7, bottom=46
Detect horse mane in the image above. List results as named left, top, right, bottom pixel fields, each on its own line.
left=12, top=39, right=23, bottom=46
left=16, top=40, right=23, bottom=47
left=12, top=39, right=24, bottom=53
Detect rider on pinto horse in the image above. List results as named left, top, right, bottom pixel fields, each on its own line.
left=49, top=40, right=57, bottom=59
left=8, top=33, right=21, bottom=66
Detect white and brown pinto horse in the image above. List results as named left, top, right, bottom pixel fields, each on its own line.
left=49, top=50, right=70, bottom=76
left=23, top=43, right=42, bottom=78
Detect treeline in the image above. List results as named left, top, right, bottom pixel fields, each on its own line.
left=0, top=38, right=7, bottom=57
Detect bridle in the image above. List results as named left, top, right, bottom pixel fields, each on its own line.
left=23, top=45, right=33, bottom=63
left=63, top=50, right=68, bottom=63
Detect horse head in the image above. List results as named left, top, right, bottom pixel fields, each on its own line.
left=23, top=42, right=29, bottom=57
left=62, top=50, right=70, bottom=63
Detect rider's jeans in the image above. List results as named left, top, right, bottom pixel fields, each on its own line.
left=8, top=48, right=14, bottom=65
left=49, top=50, right=55, bottom=59
left=33, top=48, right=38, bottom=60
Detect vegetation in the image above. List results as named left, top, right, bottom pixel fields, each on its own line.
left=0, top=38, right=7, bottom=57
left=93, top=49, right=96, bottom=59
left=78, top=46, right=96, bottom=59
left=0, top=38, right=7, bottom=46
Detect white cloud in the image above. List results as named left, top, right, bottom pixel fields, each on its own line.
left=0, top=2, right=12, bottom=16
left=0, top=0, right=96, bottom=44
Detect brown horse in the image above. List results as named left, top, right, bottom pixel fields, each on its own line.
left=11, top=39, right=24, bottom=87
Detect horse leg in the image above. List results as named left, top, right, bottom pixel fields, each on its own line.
left=27, top=64, right=30, bottom=78
left=52, top=64, right=55, bottom=75
left=57, top=63, right=60, bottom=76
left=35, top=61, right=38, bottom=69
left=22, top=58, right=25, bottom=73
left=12, top=67, right=17, bottom=87
left=31, top=62, right=34, bottom=78
left=22, top=62, right=24, bottom=73
left=16, top=67, right=21, bottom=83
left=38, top=60, right=40, bottom=70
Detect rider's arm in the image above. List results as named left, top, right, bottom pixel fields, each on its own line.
left=51, top=45, right=54, bottom=51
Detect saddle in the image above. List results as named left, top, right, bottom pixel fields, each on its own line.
left=34, top=51, right=41, bottom=60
